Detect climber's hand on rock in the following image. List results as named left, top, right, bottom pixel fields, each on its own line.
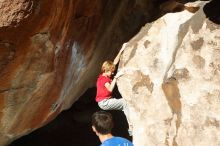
left=113, top=43, right=128, bottom=65
left=120, top=43, right=127, bottom=53
left=115, top=70, right=125, bottom=79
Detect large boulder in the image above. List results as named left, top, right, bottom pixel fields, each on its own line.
left=118, top=1, right=220, bottom=146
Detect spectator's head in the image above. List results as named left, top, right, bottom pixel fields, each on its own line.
left=101, top=60, right=115, bottom=74
left=92, top=111, right=114, bottom=135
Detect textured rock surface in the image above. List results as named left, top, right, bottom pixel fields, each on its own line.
left=0, top=0, right=156, bottom=145
left=117, top=1, right=220, bottom=146
left=1, top=0, right=219, bottom=145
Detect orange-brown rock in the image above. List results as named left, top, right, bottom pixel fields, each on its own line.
left=0, top=0, right=156, bottom=145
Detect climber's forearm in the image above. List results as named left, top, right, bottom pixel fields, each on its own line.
left=113, top=43, right=127, bottom=65
left=109, top=77, right=117, bottom=92
left=113, top=52, right=121, bottom=65
left=105, top=77, right=117, bottom=92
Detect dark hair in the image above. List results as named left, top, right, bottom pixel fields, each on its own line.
left=92, top=111, right=114, bottom=135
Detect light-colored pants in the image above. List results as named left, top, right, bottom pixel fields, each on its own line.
left=98, top=98, right=130, bottom=124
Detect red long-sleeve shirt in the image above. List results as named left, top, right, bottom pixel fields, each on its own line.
left=95, top=75, right=112, bottom=102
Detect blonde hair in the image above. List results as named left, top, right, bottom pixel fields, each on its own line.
left=101, top=60, right=115, bottom=73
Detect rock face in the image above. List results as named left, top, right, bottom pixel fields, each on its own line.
left=117, top=1, right=220, bottom=146
left=0, top=0, right=157, bottom=145
left=1, top=0, right=220, bottom=145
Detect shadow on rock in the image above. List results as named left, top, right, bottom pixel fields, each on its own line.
left=9, top=87, right=131, bottom=146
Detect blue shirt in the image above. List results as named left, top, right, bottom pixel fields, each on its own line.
left=100, top=136, right=134, bottom=146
